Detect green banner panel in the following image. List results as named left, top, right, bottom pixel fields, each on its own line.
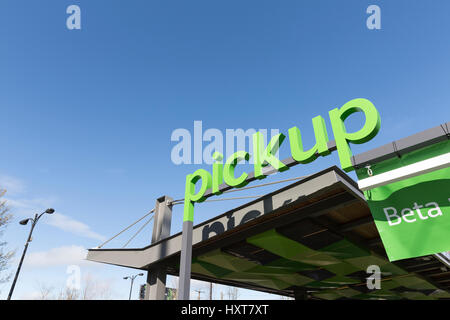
left=357, top=141, right=450, bottom=261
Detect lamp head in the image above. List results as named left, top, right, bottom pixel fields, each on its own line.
left=45, top=208, right=55, bottom=214
left=19, top=218, right=31, bottom=225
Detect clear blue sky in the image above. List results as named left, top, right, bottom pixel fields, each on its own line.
left=0, top=0, right=449, bottom=299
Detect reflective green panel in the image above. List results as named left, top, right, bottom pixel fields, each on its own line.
left=393, top=275, right=438, bottom=290
left=222, top=272, right=292, bottom=290
left=313, top=291, right=342, bottom=300
left=345, top=254, right=388, bottom=269
left=191, top=259, right=233, bottom=278
left=380, top=262, right=409, bottom=277
left=400, top=291, right=434, bottom=300
left=320, top=275, right=360, bottom=285
left=319, top=240, right=371, bottom=259
left=197, top=249, right=258, bottom=272
left=264, top=258, right=317, bottom=272
left=335, top=288, right=361, bottom=298
left=271, top=273, right=314, bottom=287
left=248, top=229, right=339, bottom=266
left=321, top=262, right=360, bottom=276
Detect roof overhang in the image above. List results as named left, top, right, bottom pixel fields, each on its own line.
left=87, top=166, right=450, bottom=299
left=87, top=166, right=362, bottom=269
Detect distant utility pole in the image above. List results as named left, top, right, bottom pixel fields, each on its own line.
left=209, top=283, right=213, bottom=300
left=194, top=289, right=204, bottom=300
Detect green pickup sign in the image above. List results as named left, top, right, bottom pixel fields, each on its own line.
left=357, top=140, right=450, bottom=261
left=183, top=98, right=381, bottom=222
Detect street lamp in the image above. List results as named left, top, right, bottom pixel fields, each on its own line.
left=123, top=273, right=144, bottom=300
left=7, top=208, right=55, bottom=300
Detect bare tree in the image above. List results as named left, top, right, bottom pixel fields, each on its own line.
left=58, top=286, right=80, bottom=300
left=226, top=286, right=240, bottom=300
left=0, top=189, right=14, bottom=289
left=33, top=273, right=113, bottom=300
left=34, top=282, right=55, bottom=300
left=79, top=273, right=112, bottom=300
left=279, top=294, right=294, bottom=300
left=80, top=273, right=94, bottom=300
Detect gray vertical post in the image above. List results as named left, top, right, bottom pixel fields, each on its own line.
left=146, top=268, right=168, bottom=300
left=145, top=195, right=173, bottom=300
left=178, top=220, right=193, bottom=300
left=293, top=287, right=308, bottom=300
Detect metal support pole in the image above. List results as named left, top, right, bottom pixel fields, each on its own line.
left=7, top=213, right=38, bottom=300
left=178, top=220, right=193, bottom=300
left=151, top=196, right=173, bottom=244
left=145, top=195, right=173, bottom=300
left=128, top=277, right=135, bottom=300
left=147, top=268, right=167, bottom=300
left=209, top=282, right=213, bottom=300
left=293, top=287, right=308, bottom=300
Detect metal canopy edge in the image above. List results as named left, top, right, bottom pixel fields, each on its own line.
left=86, top=166, right=358, bottom=269
left=352, top=121, right=450, bottom=169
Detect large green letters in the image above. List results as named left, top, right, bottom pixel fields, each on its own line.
left=223, top=151, right=250, bottom=188
left=329, top=98, right=381, bottom=172
left=253, top=132, right=288, bottom=179
left=183, top=98, right=381, bottom=221
left=183, top=169, right=212, bottom=222
left=288, top=115, right=330, bottom=164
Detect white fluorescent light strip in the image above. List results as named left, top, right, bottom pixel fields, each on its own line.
left=358, top=152, right=450, bottom=191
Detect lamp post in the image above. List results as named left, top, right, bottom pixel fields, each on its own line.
left=123, top=273, right=144, bottom=300
left=7, top=208, right=55, bottom=300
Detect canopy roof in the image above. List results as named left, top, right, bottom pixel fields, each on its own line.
left=87, top=166, right=450, bottom=300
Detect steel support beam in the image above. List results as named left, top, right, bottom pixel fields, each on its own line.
left=293, top=287, right=308, bottom=300
left=145, top=195, right=173, bottom=300
left=178, top=220, right=193, bottom=300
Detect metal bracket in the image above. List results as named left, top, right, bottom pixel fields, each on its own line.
left=365, top=164, right=373, bottom=177
left=441, top=123, right=450, bottom=139
left=392, top=141, right=402, bottom=159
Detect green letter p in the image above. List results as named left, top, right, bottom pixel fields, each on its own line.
left=183, top=169, right=212, bottom=222
left=329, top=98, right=381, bottom=172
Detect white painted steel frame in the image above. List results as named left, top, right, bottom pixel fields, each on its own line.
left=358, top=152, right=450, bottom=191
